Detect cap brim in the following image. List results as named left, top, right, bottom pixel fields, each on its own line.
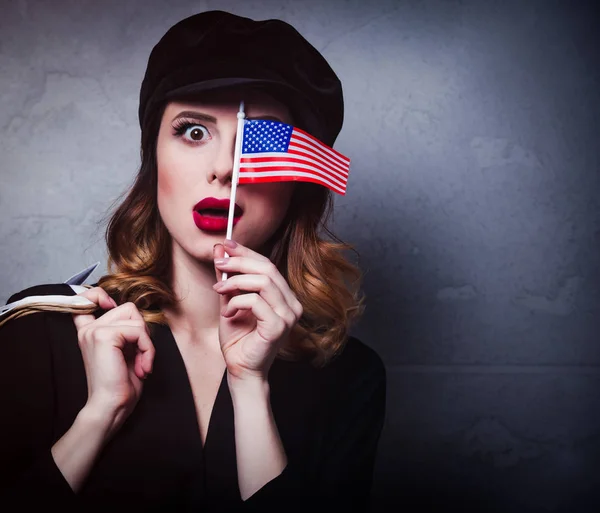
left=164, top=77, right=325, bottom=141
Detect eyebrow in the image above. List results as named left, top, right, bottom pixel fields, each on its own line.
left=171, top=111, right=217, bottom=123
left=249, top=115, right=284, bottom=123
left=171, top=110, right=284, bottom=124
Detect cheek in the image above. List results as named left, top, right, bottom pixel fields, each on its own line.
left=156, top=142, right=189, bottom=203
left=157, top=162, right=176, bottom=217
left=156, top=136, right=173, bottom=198
left=247, top=183, right=295, bottom=228
left=157, top=168, right=173, bottom=197
left=273, top=183, right=295, bottom=214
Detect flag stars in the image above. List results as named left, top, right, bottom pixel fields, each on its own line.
left=242, top=119, right=292, bottom=154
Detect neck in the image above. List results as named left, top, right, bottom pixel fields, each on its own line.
left=163, top=242, right=221, bottom=348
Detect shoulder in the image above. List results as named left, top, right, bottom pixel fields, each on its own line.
left=271, top=336, right=385, bottom=397
left=269, top=336, right=386, bottom=436
left=0, top=286, right=85, bottom=437
left=327, top=336, right=386, bottom=383
left=2, top=283, right=80, bottom=345
left=317, top=337, right=386, bottom=431
left=7, top=283, right=79, bottom=304
left=0, top=284, right=80, bottom=386
left=308, top=336, right=387, bottom=405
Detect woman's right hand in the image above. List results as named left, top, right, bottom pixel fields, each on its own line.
left=47, top=287, right=155, bottom=493
left=72, top=287, right=155, bottom=435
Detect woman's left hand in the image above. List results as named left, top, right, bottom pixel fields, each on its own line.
left=212, top=239, right=303, bottom=382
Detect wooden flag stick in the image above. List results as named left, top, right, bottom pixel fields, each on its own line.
left=222, top=101, right=245, bottom=281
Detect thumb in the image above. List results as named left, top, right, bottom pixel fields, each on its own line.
left=72, top=286, right=116, bottom=331
left=213, top=243, right=226, bottom=283
left=213, top=243, right=230, bottom=310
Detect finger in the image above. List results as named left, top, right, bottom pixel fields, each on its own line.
left=77, top=305, right=151, bottom=351
left=72, top=311, right=96, bottom=332
left=133, top=324, right=155, bottom=375
left=100, top=317, right=152, bottom=372
left=86, top=322, right=147, bottom=346
left=222, top=293, right=285, bottom=338
left=214, top=256, right=302, bottom=317
left=102, top=322, right=153, bottom=379
left=72, top=287, right=117, bottom=331
left=79, top=286, right=118, bottom=310
left=133, top=331, right=155, bottom=379
left=89, top=322, right=154, bottom=378
left=213, top=274, right=297, bottom=325
left=222, top=239, right=271, bottom=263
left=220, top=239, right=269, bottom=283
left=88, top=302, right=147, bottom=329
left=214, top=257, right=275, bottom=284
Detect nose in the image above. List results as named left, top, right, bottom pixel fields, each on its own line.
left=207, top=131, right=237, bottom=185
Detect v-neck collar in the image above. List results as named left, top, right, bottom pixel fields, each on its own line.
left=153, top=322, right=242, bottom=505
left=154, top=323, right=228, bottom=448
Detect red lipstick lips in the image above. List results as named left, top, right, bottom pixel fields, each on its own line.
left=193, top=197, right=243, bottom=232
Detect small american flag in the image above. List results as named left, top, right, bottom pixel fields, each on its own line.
left=239, top=120, right=350, bottom=195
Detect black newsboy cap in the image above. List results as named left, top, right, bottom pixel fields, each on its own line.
left=138, top=10, right=344, bottom=147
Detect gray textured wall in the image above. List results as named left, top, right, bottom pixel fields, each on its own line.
left=1, top=0, right=599, bottom=511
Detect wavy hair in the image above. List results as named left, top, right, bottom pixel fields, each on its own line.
left=96, top=102, right=364, bottom=367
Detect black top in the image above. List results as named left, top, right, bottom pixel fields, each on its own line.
left=0, top=284, right=386, bottom=512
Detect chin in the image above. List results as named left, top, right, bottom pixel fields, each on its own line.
left=170, top=234, right=215, bottom=264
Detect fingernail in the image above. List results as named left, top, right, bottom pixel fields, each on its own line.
left=110, top=298, right=118, bottom=307
left=214, top=258, right=227, bottom=265
left=223, top=239, right=237, bottom=249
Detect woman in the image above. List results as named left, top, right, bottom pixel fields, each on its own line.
left=0, top=10, right=386, bottom=512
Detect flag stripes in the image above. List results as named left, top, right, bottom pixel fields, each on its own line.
left=240, top=154, right=348, bottom=183
left=238, top=170, right=346, bottom=195
left=238, top=120, right=350, bottom=195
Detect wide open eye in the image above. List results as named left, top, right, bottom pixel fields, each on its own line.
left=172, top=121, right=212, bottom=144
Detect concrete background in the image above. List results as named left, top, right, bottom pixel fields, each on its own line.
left=1, top=0, right=599, bottom=511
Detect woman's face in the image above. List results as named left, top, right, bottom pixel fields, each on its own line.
left=156, top=90, right=296, bottom=263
